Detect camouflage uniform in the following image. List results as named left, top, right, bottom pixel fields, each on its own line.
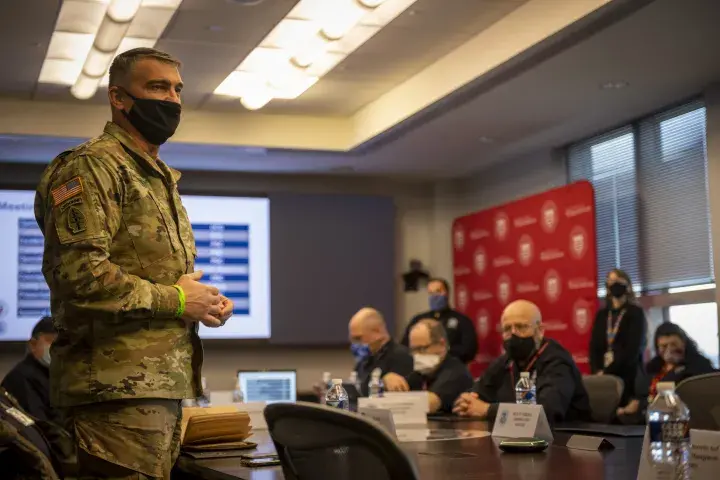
left=34, top=122, right=202, bottom=479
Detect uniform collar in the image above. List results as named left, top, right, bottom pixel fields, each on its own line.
left=103, top=122, right=182, bottom=183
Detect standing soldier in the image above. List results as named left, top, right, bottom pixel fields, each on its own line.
left=34, top=48, right=233, bottom=480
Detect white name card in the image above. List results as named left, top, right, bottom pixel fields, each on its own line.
left=358, top=391, right=428, bottom=426
left=637, top=428, right=720, bottom=480
left=358, top=407, right=397, bottom=438
left=491, top=403, right=553, bottom=443
left=689, top=429, right=720, bottom=479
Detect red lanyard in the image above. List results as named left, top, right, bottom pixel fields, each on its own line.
left=606, top=309, right=625, bottom=348
left=649, top=363, right=674, bottom=399
left=508, top=341, right=549, bottom=388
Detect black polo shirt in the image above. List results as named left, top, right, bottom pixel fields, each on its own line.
left=401, top=308, right=478, bottom=363
left=473, top=338, right=592, bottom=426
left=407, top=355, right=474, bottom=413
left=355, top=340, right=414, bottom=397
left=1, top=355, right=53, bottom=422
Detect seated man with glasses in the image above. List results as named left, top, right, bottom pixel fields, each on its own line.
left=384, top=319, right=473, bottom=413
left=453, top=300, right=591, bottom=425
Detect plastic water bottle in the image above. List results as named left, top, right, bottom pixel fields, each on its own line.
left=232, top=377, right=244, bottom=403
left=318, top=372, right=332, bottom=404
left=325, top=379, right=350, bottom=410
left=647, top=382, right=690, bottom=479
left=515, top=372, right=536, bottom=405
left=368, top=368, right=384, bottom=398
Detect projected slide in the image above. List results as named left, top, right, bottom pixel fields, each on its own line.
left=0, top=191, right=270, bottom=341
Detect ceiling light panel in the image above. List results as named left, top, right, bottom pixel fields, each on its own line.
left=38, top=0, right=184, bottom=98
left=213, top=0, right=418, bottom=110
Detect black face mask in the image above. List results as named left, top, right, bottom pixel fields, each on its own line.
left=504, top=335, right=536, bottom=362
left=608, top=282, right=628, bottom=298
left=121, top=89, right=181, bottom=146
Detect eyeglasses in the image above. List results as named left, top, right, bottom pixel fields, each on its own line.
left=499, top=323, right=534, bottom=335
left=410, top=343, right=435, bottom=354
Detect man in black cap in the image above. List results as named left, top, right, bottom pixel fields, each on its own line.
left=1, top=317, right=58, bottom=422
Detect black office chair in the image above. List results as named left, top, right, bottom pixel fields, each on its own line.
left=676, top=372, right=720, bottom=431
left=264, top=401, right=419, bottom=480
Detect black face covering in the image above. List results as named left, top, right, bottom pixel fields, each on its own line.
left=608, top=282, right=628, bottom=298
left=504, top=335, right=536, bottom=362
left=121, top=89, right=181, bottom=145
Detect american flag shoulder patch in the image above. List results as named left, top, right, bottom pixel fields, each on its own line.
left=51, top=176, right=83, bottom=207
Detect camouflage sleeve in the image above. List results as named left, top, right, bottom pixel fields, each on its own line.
left=39, top=154, right=179, bottom=320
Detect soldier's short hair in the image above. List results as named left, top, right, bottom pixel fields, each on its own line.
left=109, top=48, right=181, bottom=87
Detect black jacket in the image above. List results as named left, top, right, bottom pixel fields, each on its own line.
left=401, top=308, right=478, bottom=363
left=638, top=351, right=716, bottom=403
left=589, top=303, right=646, bottom=406
left=473, top=338, right=592, bottom=426
left=407, top=355, right=474, bottom=413
left=1, top=355, right=54, bottom=423
left=355, top=341, right=414, bottom=397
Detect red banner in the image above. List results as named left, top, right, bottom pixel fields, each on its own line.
left=452, top=181, right=597, bottom=376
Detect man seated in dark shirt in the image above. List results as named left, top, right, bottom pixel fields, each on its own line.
left=1, top=317, right=57, bottom=422
left=384, top=319, right=473, bottom=413
left=453, top=300, right=591, bottom=425
left=348, top=308, right=414, bottom=396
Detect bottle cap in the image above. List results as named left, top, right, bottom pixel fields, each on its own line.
left=332, top=378, right=343, bottom=385
left=520, top=372, right=530, bottom=378
left=656, top=381, right=676, bottom=393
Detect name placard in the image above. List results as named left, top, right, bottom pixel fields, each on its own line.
left=358, top=392, right=428, bottom=426
left=491, top=403, right=553, bottom=443
left=689, top=429, right=720, bottom=479
left=358, top=407, right=397, bottom=438
left=637, top=428, right=720, bottom=480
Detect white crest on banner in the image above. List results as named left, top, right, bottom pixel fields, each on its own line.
left=569, top=225, right=588, bottom=260
left=497, top=274, right=512, bottom=306
left=572, top=299, right=592, bottom=334
left=543, top=270, right=562, bottom=303
left=517, top=234, right=534, bottom=266
left=474, top=247, right=487, bottom=275
left=541, top=200, right=558, bottom=233
left=453, top=225, right=465, bottom=251
left=476, top=309, right=490, bottom=339
left=457, top=284, right=469, bottom=312
left=494, top=212, right=510, bottom=241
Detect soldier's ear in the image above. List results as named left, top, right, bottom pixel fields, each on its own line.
left=108, top=86, right=126, bottom=110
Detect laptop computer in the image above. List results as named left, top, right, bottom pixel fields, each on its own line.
left=237, top=370, right=297, bottom=404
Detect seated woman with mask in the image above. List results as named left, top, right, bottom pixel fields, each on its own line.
left=617, top=322, right=716, bottom=422
left=453, top=300, right=592, bottom=425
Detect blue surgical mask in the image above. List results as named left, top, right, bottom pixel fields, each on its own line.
left=39, top=344, right=51, bottom=367
left=351, top=343, right=371, bottom=362
left=429, top=294, right=448, bottom=311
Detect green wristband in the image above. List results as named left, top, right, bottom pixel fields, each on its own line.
left=172, top=284, right=186, bottom=318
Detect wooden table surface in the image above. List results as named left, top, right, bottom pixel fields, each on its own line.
left=175, top=421, right=643, bottom=480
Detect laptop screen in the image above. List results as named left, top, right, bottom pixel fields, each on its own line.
left=238, top=370, right=297, bottom=403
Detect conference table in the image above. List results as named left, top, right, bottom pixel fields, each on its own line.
left=175, top=420, right=643, bottom=480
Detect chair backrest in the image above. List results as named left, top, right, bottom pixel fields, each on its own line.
left=582, top=374, right=624, bottom=423
left=264, top=402, right=419, bottom=480
left=676, top=372, right=720, bottom=431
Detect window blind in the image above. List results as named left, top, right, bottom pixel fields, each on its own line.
left=567, top=100, right=713, bottom=293
left=568, top=126, right=642, bottom=291
left=637, top=102, right=712, bottom=290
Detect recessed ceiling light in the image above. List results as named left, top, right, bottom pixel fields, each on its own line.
left=479, top=136, right=494, bottom=144
left=600, top=81, right=629, bottom=90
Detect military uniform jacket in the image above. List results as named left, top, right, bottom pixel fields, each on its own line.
left=35, top=122, right=202, bottom=408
